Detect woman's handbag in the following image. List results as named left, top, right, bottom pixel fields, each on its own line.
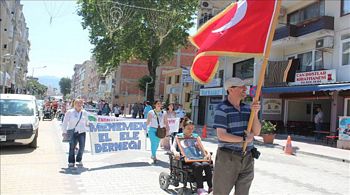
left=154, top=110, right=166, bottom=138
left=156, top=127, right=166, bottom=138
left=62, top=112, right=82, bottom=143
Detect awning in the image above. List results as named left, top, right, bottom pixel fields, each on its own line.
left=262, top=83, right=350, bottom=94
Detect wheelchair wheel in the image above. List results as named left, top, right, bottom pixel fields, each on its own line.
left=159, top=172, right=170, bottom=190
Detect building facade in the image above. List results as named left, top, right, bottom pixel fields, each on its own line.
left=195, top=0, right=350, bottom=144
left=0, top=0, right=30, bottom=94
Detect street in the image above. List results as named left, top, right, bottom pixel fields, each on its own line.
left=1, top=119, right=349, bottom=195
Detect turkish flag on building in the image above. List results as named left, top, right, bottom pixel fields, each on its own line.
left=189, top=0, right=279, bottom=84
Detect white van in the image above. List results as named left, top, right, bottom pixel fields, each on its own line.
left=0, top=94, right=40, bottom=148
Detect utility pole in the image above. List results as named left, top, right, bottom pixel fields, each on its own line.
left=145, top=76, right=153, bottom=101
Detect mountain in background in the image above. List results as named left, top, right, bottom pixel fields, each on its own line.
left=37, top=76, right=60, bottom=89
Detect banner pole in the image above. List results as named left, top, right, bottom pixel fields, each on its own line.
left=243, top=0, right=282, bottom=152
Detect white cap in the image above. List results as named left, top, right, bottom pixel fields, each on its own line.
left=224, top=77, right=245, bottom=91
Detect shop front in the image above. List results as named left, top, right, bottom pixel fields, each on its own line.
left=262, top=83, right=350, bottom=140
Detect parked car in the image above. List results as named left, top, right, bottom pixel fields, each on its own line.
left=0, top=94, right=40, bottom=148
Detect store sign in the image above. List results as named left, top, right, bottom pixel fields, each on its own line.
left=262, top=98, right=282, bottom=115
left=182, top=69, right=193, bottom=83
left=294, top=69, right=336, bottom=85
left=339, top=116, right=350, bottom=141
left=200, top=87, right=224, bottom=96
left=204, top=78, right=221, bottom=88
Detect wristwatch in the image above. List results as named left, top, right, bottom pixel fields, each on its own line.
left=242, top=133, right=246, bottom=142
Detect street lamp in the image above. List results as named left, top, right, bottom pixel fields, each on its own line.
left=31, top=66, right=47, bottom=78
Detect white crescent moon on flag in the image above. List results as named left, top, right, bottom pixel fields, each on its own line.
left=212, top=0, right=248, bottom=33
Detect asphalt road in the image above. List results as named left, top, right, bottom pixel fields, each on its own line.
left=1, top=118, right=349, bottom=195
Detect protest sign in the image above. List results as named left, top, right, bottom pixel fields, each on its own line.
left=168, top=118, right=180, bottom=134
left=88, top=117, right=147, bottom=154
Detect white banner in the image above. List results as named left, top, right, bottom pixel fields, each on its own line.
left=88, top=118, right=147, bottom=154
left=168, top=118, right=180, bottom=134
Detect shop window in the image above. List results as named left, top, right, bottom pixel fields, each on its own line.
left=288, top=0, right=325, bottom=25
left=175, top=75, right=180, bottom=84
left=344, top=98, right=350, bottom=116
left=341, top=0, right=350, bottom=16
left=341, top=34, right=350, bottom=66
left=232, top=58, right=254, bottom=79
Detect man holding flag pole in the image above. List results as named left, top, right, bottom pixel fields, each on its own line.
left=189, top=0, right=282, bottom=194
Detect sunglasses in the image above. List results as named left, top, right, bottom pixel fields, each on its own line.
left=184, top=120, right=194, bottom=127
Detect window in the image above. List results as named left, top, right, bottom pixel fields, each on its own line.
left=294, top=50, right=324, bottom=71
left=288, top=0, right=325, bottom=25
left=341, top=34, right=350, bottom=66
left=341, top=0, right=350, bottom=16
left=175, top=75, right=180, bottom=84
left=232, top=58, right=254, bottom=79
left=167, top=76, right=172, bottom=84
left=185, top=93, right=191, bottom=102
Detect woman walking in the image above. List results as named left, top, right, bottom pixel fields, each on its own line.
left=146, top=100, right=169, bottom=164
left=161, top=103, right=176, bottom=148
left=62, top=98, right=89, bottom=168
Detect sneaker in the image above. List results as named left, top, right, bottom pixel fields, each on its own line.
left=68, top=163, right=74, bottom=168
left=76, top=161, right=83, bottom=167
left=197, top=188, right=208, bottom=195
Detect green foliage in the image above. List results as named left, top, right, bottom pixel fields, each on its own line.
left=261, top=120, right=277, bottom=135
left=26, top=79, right=47, bottom=98
left=59, top=77, right=71, bottom=97
left=77, top=0, right=197, bottom=101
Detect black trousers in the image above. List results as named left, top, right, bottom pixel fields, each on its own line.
left=191, top=162, right=212, bottom=189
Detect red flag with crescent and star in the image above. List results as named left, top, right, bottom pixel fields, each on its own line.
left=189, top=0, right=279, bottom=84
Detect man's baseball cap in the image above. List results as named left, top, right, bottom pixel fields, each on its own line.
left=224, top=77, right=246, bottom=91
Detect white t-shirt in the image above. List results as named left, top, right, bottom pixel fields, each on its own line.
left=148, top=110, right=167, bottom=128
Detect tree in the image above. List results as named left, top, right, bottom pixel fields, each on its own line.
left=59, top=77, right=71, bottom=97
left=26, top=79, right=48, bottom=99
left=138, top=75, right=154, bottom=101
left=77, top=0, right=197, bottom=102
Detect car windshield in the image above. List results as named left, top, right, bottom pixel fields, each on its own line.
left=0, top=99, right=35, bottom=116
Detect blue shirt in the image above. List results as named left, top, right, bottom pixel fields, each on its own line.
left=213, top=100, right=253, bottom=151
left=143, top=105, right=152, bottom=117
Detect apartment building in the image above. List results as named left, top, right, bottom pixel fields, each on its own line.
left=113, top=45, right=196, bottom=113
left=195, top=0, right=350, bottom=144
left=0, top=0, right=30, bottom=94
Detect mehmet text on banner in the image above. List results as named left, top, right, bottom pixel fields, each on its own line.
left=88, top=118, right=147, bottom=154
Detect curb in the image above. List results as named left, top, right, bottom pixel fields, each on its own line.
left=254, top=140, right=350, bottom=163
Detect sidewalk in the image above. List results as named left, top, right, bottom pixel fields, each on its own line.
left=196, top=125, right=350, bottom=163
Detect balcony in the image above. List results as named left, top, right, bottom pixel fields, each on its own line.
left=273, top=16, right=334, bottom=41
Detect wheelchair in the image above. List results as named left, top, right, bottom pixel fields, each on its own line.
left=159, top=151, right=213, bottom=194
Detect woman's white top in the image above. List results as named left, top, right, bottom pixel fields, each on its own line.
left=148, top=110, right=167, bottom=128
left=62, top=108, right=89, bottom=134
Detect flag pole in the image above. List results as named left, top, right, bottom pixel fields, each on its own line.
left=243, top=0, right=282, bottom=152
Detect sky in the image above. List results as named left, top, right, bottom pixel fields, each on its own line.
left=22, top=1, right=93, bottom=78
left=21, top=1, right=197, bottom=79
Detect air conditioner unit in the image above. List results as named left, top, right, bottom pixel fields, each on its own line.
left=201, top=1, right=212, bottom=9
left=316, top=36, right=334, bottom=50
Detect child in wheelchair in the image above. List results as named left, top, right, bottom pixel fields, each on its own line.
left=169, top=118, right=213, bottom=195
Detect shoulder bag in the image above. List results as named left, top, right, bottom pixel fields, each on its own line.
left=62, top=112, right=82, bottom=143
left=154, top=110, right=166, bottom=138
